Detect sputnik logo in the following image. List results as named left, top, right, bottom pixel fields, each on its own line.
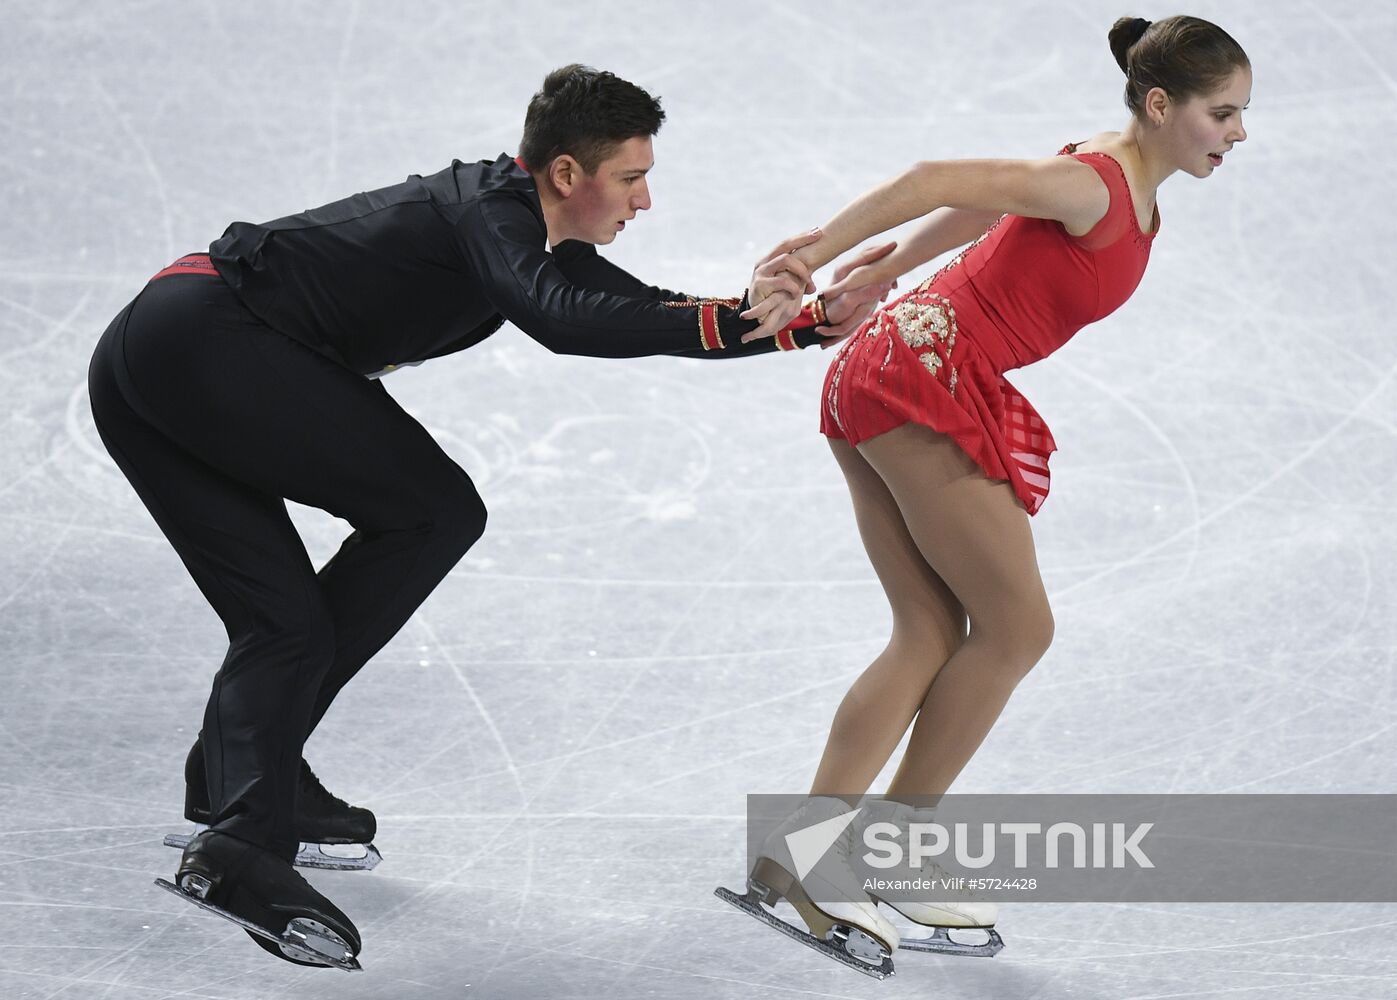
left=784, top=807, right=862, bottom=880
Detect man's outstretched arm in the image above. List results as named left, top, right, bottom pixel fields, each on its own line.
left=544, top=235, right=894, bottom=360
left=460, top=192, right=832, bottom=359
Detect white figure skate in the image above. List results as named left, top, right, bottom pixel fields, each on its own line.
left=716, top=796, right=900, bottom=979
left=858, top=799, right=1004, bottom=958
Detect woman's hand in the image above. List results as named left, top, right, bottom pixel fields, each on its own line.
left=818, top=241, right=899, bottom=346
left=742, top=229, right=821, bottom=340
left=820, top=239, right=901, bottom=303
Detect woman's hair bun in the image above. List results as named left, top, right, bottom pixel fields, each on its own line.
left=1109, top=16, right=1153, bottom=73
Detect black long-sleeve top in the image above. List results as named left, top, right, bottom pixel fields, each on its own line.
left=208, top=154, right=825, bottom=376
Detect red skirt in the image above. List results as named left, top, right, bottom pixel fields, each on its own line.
left=820, top=289, right=1056, bottom=515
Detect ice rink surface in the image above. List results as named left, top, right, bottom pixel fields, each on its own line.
left=2, top=0, right=1395, bottom=996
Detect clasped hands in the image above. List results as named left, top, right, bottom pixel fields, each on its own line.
left=740, top=229, right=898, bottom=346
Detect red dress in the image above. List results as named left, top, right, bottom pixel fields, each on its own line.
left=820, top=144, right=1159, bottom=514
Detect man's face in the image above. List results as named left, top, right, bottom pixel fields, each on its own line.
left=563, top=135, right=654, bottom=244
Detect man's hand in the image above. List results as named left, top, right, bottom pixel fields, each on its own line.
left=739, top=236, right=900, bottom=346
left=741, top=229, right=821, bottom=341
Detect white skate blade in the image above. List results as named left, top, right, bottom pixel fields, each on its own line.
left=163, top=830, right=382, bottom=872
left=290, top=841, right=383, bottom=871
left=154, top=878, right=362, bottom=972
left=714, top=885, right=895, bottom=980
left=897, top=924, right=1005, bottom=958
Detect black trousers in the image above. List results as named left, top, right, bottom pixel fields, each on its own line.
left=87, top=272, right=486, bottom=858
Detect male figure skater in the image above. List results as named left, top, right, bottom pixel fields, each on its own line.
left=87, top=63, right=890, bottom=968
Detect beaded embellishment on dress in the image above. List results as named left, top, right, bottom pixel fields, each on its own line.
left=887, top=291, right=957, bottom=387
left=884, top=291, right=961, bottom=397
left=824, top=290, right=964, bottom=435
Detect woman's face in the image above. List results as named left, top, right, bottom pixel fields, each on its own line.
left=1161, top=65, right=1252, bottom=178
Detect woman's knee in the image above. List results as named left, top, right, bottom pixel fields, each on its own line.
left=889, top=616, right=965, bottom=678
left=1010, top=598, right=1055, bottom=673
left=1023, top=600, right=1054, bottom=663
left=976, top=598, right=1053, bottom=678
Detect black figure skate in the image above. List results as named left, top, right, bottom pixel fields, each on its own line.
left=156, top=829, right=362, bottom=970
left=164, top=739, right=381, bottom=871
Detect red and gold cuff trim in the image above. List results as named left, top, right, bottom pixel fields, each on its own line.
left=698, top=303, right=725, bottom=351
left=659, top=295, right=742, bottom=352
left=660, top=295, right=742, bottom=308
left=776, top=297, right=827, bottom=347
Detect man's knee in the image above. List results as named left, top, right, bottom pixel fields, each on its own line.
left=430, top=470, right=487, bottom=556
left=231, top=586, right=336, bottom=674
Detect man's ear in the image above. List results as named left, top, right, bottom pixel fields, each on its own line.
left=548, top=155, right=580, bottom=197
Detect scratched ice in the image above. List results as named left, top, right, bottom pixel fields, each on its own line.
left=2, top=2, right=1395, bottom=998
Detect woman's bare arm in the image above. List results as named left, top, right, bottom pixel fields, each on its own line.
left=799, top=157, right=1109, bottom=272
left=742, top=157, right=1112, bottom=337
left=867, top=206, right=1003, bottom=280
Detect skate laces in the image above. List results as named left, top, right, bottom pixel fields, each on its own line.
left=911, top=855, right=987, bottom=902
left=298, top=760, right=349, bottom=810
left=835, top=820, right=858, bottom=860
left=870, top=812, right=977, bottom=896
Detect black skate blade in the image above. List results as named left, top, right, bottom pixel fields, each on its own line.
left=163, top=830, right=382, bottom=872
left=714, top=885, right=895, bottom=980
left=155, top=878, right=363, bottom=972
left=898, top=924, right=1004, bottom=958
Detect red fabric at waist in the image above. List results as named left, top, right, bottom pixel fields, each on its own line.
left=151, top=254, right=218, bottom=280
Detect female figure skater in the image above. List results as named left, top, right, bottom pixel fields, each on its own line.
left=722, top=15, right=1251, bottom=977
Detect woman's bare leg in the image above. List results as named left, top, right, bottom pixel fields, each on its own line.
left=856, top=424, right=1054, bottom=799
left=808, top=438, right=968, bottom=799
left=808, top=423, right=1053, bottom=800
